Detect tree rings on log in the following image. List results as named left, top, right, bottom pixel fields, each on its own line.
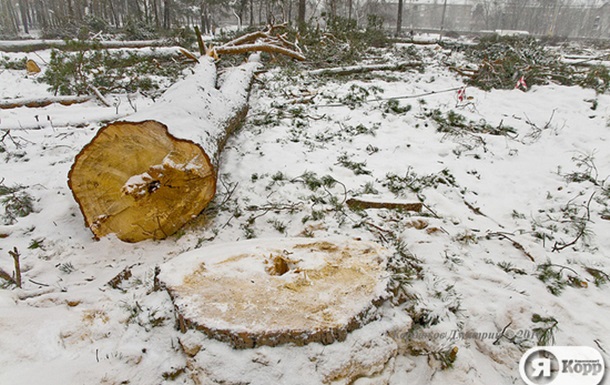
left=68, top=120, right=215, bottom=242
left=157, top=238, right=390, bottom=349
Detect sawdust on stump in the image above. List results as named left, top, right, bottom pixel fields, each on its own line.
left=158, top=238, right=390, bottom=348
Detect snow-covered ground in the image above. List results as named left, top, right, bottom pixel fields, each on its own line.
left=0, top=42, right=609, bottom=384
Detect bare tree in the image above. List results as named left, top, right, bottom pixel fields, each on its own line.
left=18, top=0, right=30, bottom=33
left=297, top=0, right=306, bottom=30
left=396, top=0, right=403, bottom=35
left=163, top=0, right=171, bottom=29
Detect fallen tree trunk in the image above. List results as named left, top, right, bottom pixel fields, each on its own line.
left=307, top=61, right=422, bottom=76
left=0, top=39, right=170, bottom=53
left=68, top=56, right=260, bottom=242
left=0, top=95, right=92, bottom=109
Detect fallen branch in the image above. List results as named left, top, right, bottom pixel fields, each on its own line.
left=0, top=39, right=171, bottom=53
left=308, top=62, right=422, bottom=76
left=463, top=200, right=505, bottom=228
left=318, top=86, right=463, bottom=108
left=346, top=197, right=422, bottom=212
left=0, top=268, right=16, bottom=286
left=215, top=42, right=305, bottom=61
left=224, top=31, right=269, bottom=47
left=212, top=24, right=304, bottom=61
left=486, top=232, right=535, bottom=262
left=88, top=85, right=112, bottom=107
left=552, top=192, right=595, bottom=253
left=107, top=265, right=135, bottom=290
left=0, top=95, right=93, bottom=110
left=448, top=66, right=477, bottom=78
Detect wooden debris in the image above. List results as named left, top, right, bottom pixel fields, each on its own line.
left=0, top=39, right=170, bottom=53
left=0, top=95, right=92, bottom=110
left=211, top=23, right=304, bottom=61
left=215, top=42, right=305, bottom=61
left=486, top=232, right=535, bottom=262
left=346, top=197, right=422, bottom=212
left=106, top=265, right=134, bottom=289
left=26, top=59, right=41, bottom=74
left=308, top=61, right=422, bottom=76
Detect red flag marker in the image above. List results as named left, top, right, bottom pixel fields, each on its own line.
left=457, top=87, right=466, bottom=101
left=515, top=76, right=528, bottom=90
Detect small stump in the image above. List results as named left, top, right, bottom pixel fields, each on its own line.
left=158, top=238, right=389, bottom=348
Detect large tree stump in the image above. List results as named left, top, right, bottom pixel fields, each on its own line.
left=157, top=238, right=390, bottom=349
left=68, top=56, right=260, bottom=242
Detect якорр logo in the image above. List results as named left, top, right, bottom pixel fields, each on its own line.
left=519, top=346, right=605, bottom=385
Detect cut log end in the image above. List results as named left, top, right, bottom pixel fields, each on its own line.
left=68, top=120, right=215, bottom=242
left=158, top=238, right=390, bottom=349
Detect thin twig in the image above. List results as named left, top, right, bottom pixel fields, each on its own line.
left=487, top=232, right=536, bottom=262
left=552, top=192, right=595, bottom=252
left=318, top=86, right=463, bottom=108
left=544, top=263, right=580, bottom=276
left=8, top=247, right=21, bottom=288
left=0, top=268, right=16, bottom=285
left=28, top=278, right=50, bottom=287
left=493, top=322, right=513, bottom=345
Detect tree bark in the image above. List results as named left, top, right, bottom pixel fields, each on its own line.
left=68, top=56, right=260, bottom=242
left=297, top=0, right=306, bottom=32
left=0, top=95, right=92, bottom=109
left=346, top=197, right=422, bottom=212
left=163, top=0, right=171, bottom=29
left=18, top=0, right=29, bottom=33
left=307, top=61, right=422, bottom=76
left=396, top=0, right=403, bottom=36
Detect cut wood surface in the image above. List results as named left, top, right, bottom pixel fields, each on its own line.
left=158, top=238, right=389, bottom=349
left=68, top=56, right=260, bottom=242
left=308, top=61, right=422, bottom=76
left=346, top=196, right=422, bottom=212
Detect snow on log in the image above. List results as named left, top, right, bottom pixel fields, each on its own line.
left=157, top=238, right=390, bottom=349
left=215, top=42, right=306, bottom=61
left=0, top=39, right=170, bottom=53
left=307, top=61, right=422, bottom=76
left=68, top=56, right=261, bottom=242
left=0, top=95, right=92, bottom=110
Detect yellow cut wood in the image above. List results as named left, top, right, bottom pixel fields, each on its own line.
left=26, top=59, right=41, bottom=74
left=68, top=121, right=215, bottom=242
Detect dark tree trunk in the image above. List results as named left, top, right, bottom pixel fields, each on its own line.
left=152, top=0, right=160, bottom=27
left=66, top=0, right=74, bottom=21
left=297, top=0, right=306, bottom=31
left=348, top=0, right=353, bottom=21
left=36, top=0, right=48, bottom=29
left=249, top=0, right=253, bottom=25
left=107, top=0, right=119, bottom=26
left=163, top=0, right=170, bottom=29
left=396, top=0, right=403, bottom=36
left=18, top=0, right=29, bottom=33
left=3, top=0, right=20, bottom=33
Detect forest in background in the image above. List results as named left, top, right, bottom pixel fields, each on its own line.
left=1, top=0, right=608, bottom=41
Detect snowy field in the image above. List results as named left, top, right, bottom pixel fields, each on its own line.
left=0, top=41, right=609, bottom=384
